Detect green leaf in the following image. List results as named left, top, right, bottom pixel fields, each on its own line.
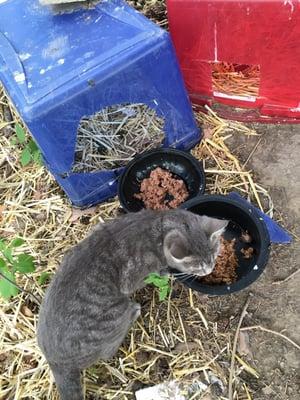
left=38, top=272, right=50, bottom=285
left=157, top=276, right=169, bottom=286
left=27, top=139, right=39, bottom=154
left=13, top=254, right=35, bottom=273
left=27, top=139, right=43, bottom=165
left=21, top=147, right=32, bottom=167
left=0, top=258, right=6, bottom=269
left=0, top=240, right=14, bottom=263
left=158, top=286, right=169, bottom=301
left=10, top=238, right=25, bottom=248
left=10, top=137, right=18, bottom=146
left=144, top=273, right=169, bottom=288
left=0, top=265, right=19, bottom=299
left=32, top=150, right=43, bottom=166
left=15, top=123, right=26, bottom=144
left=0, top=240, right=6, bottom=251
left=144, top=272, right=161, bottom=284
left=3, top=247, right=14, bottom=263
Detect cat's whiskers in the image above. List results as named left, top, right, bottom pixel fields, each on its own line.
left=172, top=272, right=189, bottom=276
left=191, top=274, right=199, bottom=283
left=176, top=273, right=193, bottom=283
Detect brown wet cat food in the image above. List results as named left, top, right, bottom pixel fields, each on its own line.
left=241, top=231, right=252, bottom=243
left=241, top=247, right=254, bottom=259
left=134, top=167, right=189, bottom=210
left=200, top=237, right=238, bottom=285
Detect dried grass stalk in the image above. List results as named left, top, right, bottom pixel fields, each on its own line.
left=212, top=62, right=260, bottom=98
left=192, top=105, right=272, bottom=215
left=72, top=103, right=165, bottom=173
left=128, top=0, right=168, bottom=28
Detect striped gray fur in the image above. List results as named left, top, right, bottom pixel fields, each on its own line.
left=37, top=209, right=227, bottom=399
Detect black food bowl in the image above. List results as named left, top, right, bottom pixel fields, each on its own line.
left=118, top=148, right=206, bottom=213
left=177, top=195, right=270, bottom=295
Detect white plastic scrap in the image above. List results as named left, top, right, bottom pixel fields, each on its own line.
left=135, top=379, right=214, bottom=400
left=135, top=381, right=185, bottom=400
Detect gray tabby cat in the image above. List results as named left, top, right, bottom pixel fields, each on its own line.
left=37, top=209, right=227, bottom=400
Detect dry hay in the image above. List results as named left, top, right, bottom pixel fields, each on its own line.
left=1, top=83, right=267, bottom=400
left=193, top=105, right=273, bottom=217
left=128, top=0, right=168, bottom=28
left=72, top=103, right=164, bottom=173
left=212, top=63, right=260, bottom=99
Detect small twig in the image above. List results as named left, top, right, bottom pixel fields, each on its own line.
left=243, top=383, right=253, bottom=400
left=0, top=271, right=41, bottom=305
left=272, top=268, right=300, bottom=285
left=228, top=297, right=250, bottom=400
left=166, top=277, right=174, bottom=348
left=242, top=136, right=263, bottom=169
left=241, top=325, right=300, bottom=351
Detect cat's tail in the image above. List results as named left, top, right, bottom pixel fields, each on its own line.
left=49, top=363, right=83, bottom=400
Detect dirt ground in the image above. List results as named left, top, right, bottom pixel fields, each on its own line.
left=207, top=123, right=300, bottom=399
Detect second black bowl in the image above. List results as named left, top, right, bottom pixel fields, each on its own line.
left=118, top=148, right=206, bottom=213
left=177, top=195, right=271, bottom=295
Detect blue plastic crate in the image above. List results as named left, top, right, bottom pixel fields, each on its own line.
left=0, top=0, right=200, bottom=207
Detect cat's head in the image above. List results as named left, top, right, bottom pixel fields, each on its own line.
left=163, top=213, right=228, bottom=277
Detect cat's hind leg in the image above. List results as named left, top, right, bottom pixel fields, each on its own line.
left=100, top=300, right=141, bottom=360
left=49, top=363, right=83, bottom=400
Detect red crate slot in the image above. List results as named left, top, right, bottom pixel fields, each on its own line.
left=167, top=0, right=300, bottom=122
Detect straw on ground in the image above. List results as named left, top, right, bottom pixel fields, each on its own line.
left=0, top=82, right=275, bottom=399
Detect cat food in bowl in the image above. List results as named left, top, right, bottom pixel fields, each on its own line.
left=134, top=167, right=189, bottom=210
left=118, top=148, right=205, bottom=213
left=177, top=195, right=270, bottom=295
left=200, top=237, right=239, bottom=285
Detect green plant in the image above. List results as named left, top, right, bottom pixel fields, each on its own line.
left=13, top=123, right=43, bottom=166
left=38, top=271, right=50, bottom=286
left=144, top=272, right=171, bottom=301
left=0, top=238, right=35, bottom=299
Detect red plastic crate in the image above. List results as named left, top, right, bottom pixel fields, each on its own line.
left=167, top=0, right=300, bottom=122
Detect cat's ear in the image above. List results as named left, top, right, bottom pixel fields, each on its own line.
left=163, top=229, right=190, bottom=264
left=200, top=216, right=228, bottom=244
